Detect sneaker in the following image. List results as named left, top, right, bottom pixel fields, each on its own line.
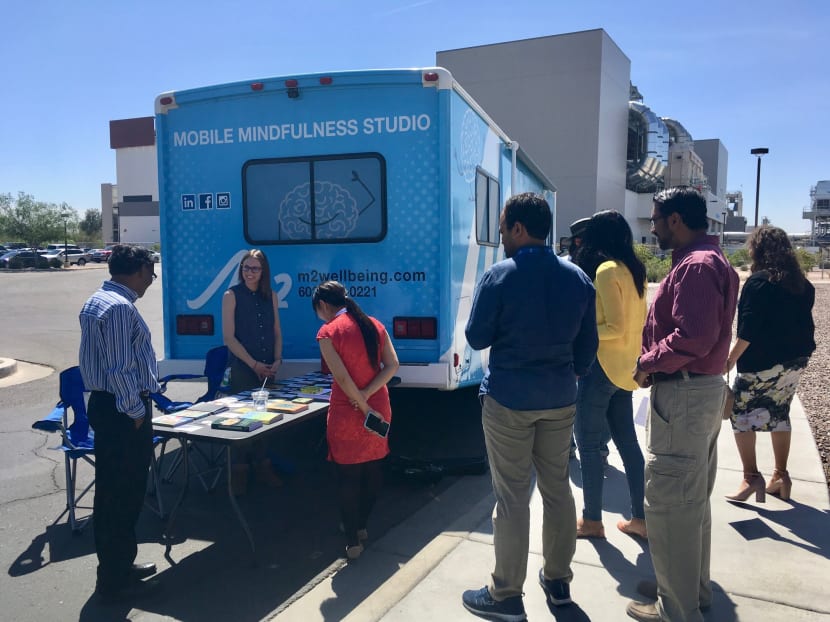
left=538, top=569, right=572, bottom=606
left=461, top=586, right=526, bottom=622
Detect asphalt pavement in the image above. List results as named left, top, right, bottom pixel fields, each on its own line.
left=2, top=266, right=828, bottom=621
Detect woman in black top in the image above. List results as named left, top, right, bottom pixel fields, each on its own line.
left=222, top=249, right=283, bottom=392
left=222, top=249, right=284, bottom=491
left=724, top=227, right=815, bottom=502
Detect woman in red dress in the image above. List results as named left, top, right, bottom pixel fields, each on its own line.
left=312, top=281, right=399, bottom=560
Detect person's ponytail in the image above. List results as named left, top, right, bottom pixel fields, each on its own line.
left=312, top=281, right=380, bottom=370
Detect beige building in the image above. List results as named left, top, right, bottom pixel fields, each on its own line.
left=101, top=117, right=159, bottom=247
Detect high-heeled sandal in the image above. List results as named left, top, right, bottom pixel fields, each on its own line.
left=725, top=472, right=766, bottom=503
left=766, top=469, right=792, bottom=500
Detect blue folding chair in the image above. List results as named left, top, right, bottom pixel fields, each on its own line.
left=32, top=367, right=95, bottom=533
left=32, top=367, right=166, bottom=533
left=149, top=345, right=230, bottom=488
left=149, top=345, right=230, bottom=414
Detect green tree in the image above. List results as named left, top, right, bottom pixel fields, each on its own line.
left=79, top=209, right=102, bottom=237
left=77, top=208, right=103, bottom=247
left=0, top=192, right=77, bottom=248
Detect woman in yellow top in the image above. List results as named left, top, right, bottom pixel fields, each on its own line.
left=573, top=210, right=648, bottom=539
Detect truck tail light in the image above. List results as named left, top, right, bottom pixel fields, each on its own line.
left=393, top=317, right=437, bottom=339
left=176, top=315, right=214, bottom=336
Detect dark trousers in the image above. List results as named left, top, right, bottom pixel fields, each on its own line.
left=87, top=391, right=153, bottom=592
left=335, top=459, right=384, bottom=546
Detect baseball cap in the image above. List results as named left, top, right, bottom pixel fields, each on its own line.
left=569, top=217, right=591, bottom=238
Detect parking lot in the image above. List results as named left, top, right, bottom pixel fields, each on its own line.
left=0, top=266, right=485, bottom=621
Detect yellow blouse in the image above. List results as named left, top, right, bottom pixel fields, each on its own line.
left=594, top=260, right=647, bottom=391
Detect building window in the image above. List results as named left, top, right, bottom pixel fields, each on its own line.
left=243, top=153, right=386, bottom=245
left=123, top=195, right=153, bottom=202
left=475, top=167, right=500, bottom=246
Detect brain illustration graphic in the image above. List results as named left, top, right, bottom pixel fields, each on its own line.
left=278, top=180, right=359, bottom=239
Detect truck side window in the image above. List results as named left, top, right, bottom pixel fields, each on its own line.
left=475, top=167, right=500, bottom=246
left=243, top=153, right=387, bottom=245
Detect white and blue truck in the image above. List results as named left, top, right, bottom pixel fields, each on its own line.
left=155, top=68, right=556, bottom=390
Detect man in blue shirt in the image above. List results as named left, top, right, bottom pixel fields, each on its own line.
left=79, top=245, right=162, bottom=603
left=462, top=193, right=598, bottom=621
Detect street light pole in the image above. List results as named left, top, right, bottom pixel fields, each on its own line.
left=721, top=211, right=727, bottom=246
left=63, top=218, right=69, bottom=267
left=751, top=147, right=769, bottom=228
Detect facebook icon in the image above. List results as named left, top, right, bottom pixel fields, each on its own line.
left=181, top=194, right=196, bottom=210
left=198, top=193, right=214, bottom=210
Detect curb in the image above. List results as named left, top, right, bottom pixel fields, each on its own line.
left=0, top=358, right=18, bottom=379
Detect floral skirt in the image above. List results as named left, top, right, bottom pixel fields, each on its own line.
left=730, top=357, right=809, bottom=433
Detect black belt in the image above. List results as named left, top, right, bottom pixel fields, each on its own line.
left=93, top=390, right=152, bottom=400
left=651, top=370, right=706, bottom=383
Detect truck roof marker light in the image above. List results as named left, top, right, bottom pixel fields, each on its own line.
left=319, top=76, right=333, bottom=85
left=423, top=72, right=439, bottom=82
left=285, top=79, right=299, bottom=99
left=159, top=96, right=174, bottom=105
left=250, top=82, right=264, bottom=91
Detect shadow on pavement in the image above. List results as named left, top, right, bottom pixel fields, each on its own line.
left=11, top=381, right=491, bottom=621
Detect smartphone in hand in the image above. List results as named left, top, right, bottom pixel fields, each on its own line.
left=364, top=410, right=390, bottom=438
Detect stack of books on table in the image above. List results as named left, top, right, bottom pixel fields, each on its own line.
left=152, top=414, right=195, bottom=427
left=153, top=400, right=230, bottom=427
left=210, top=417, right=263, bottom=432
left=228, top=407, right=284, bottom=424
left=267, top=399, right=309, bottom=414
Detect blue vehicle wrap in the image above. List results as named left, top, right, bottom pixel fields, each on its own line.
left=155, top=68, right=555, bottom=390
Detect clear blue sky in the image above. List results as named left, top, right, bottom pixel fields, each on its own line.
left=1, top=0, right=827, bottom=233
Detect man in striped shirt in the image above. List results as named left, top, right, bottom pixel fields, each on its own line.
left=629, top=187, right=739, bottom=622
left=79, top=245, right=162, bottom=603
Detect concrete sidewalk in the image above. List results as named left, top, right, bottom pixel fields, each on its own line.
left=269, top=389, right=830, bottom=621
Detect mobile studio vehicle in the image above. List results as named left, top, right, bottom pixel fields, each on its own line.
left=155, top=68, right=556, bottom=390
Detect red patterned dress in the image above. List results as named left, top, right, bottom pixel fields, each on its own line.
left=317, top=313, right=391, bottom=464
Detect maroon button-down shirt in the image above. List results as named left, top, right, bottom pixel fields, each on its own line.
left=639, top=235, right=738, bottom=376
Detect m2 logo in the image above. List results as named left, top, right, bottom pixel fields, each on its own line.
left=186, top=250, right=293, bottom=310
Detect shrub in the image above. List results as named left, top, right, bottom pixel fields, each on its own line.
left=794, top=248, right=817, bottom=273
left=634, top=243, right=670, bottom=282
left=48, top=257, right=63, bottom=268
left=728, top=248, right=750, bottom=268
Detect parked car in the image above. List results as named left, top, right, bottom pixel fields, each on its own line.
left=89, top=248, right=112, bottom=263
left=43, top=249, right=90, bottom=266
left=45, top=243, right=83, bottom=253
left=151, top=251, right=161, bottom=263
left=0, top=249, right=52, bottom=269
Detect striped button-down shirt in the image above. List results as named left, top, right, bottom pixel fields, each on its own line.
left=79, top=280, right=161, bottom=418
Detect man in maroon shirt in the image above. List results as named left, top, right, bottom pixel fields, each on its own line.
left=628, top=187, right=739, bottom=622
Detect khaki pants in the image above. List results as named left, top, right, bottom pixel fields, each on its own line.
left=645, top=375, right=725, bottom=622
left=482, top=395, right=576, bottom=600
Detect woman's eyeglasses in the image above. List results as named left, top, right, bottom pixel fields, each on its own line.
left=242, top=265, right=262, bottom=273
